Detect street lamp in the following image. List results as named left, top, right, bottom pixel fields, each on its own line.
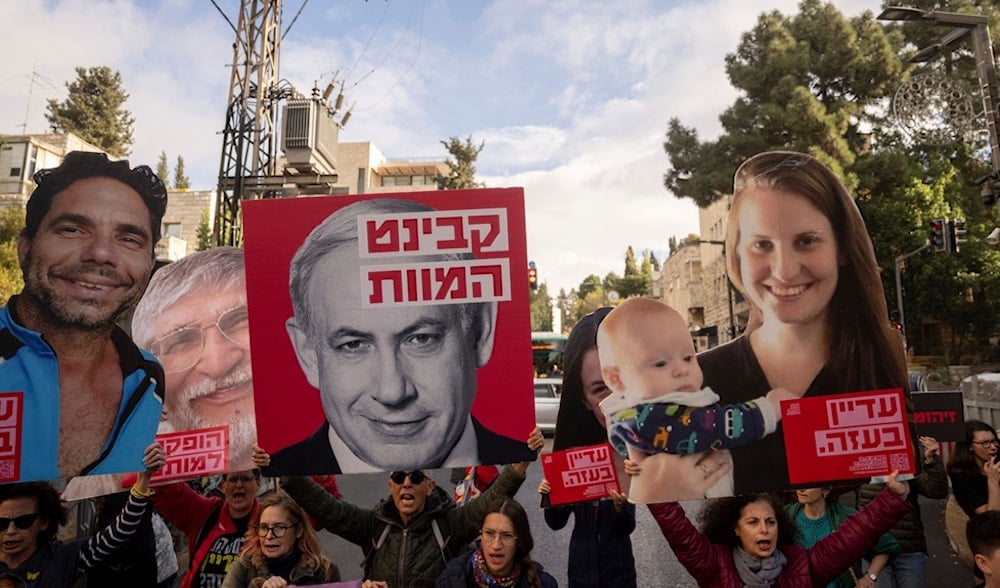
left=699, top=239, right=737, bottom=340
left=878, top=6, right=1000, bottom=212
left=894, top=241, right=930, bottom=349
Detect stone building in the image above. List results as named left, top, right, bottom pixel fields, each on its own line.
left=655, top=193, right=748, bottom=349
left=328, top=141, right=449, bottom=195
left=0, top=132, right=103, bottom=208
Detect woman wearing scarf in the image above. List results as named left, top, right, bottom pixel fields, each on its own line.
left=436, top=497, right=557, bottom=588
left=222, top=492, right=340, bottom=588
left=647, top=472, right=911, bottom=587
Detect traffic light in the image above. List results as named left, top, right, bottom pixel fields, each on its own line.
left=528, top=267, right=538, bottom=290
left=929, top=218, right=949, bottom=252
left=950, top=219, right=967, bottom=252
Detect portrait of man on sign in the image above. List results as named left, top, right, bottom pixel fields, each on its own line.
left=243, top=190, right=535, bottom=475
left=132, top=246, right=257, bottom=470
left=0, top=152, right=166, bottom=482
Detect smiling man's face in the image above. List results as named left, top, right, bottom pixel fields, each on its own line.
left=151, top=285, right=255, bottom=444
left=18, top=177, right=153, bottom=330
left=287, top=245, right=494, bottom=470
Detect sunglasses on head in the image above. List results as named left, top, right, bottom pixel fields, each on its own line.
left=389, top=470, right=427, bottom=485
left=0, top=513, right=39, bottom=530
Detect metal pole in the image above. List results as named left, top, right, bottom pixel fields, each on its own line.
left=894, top=241, right=930, bottom=344
left=701, top=240, right=736, bottom=340
left=725, top=257, right=736, bottom=339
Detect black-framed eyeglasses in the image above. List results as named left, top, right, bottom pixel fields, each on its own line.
left=0, top=513, right=39, bottom=530
left=390, top=470, right=427, bottom=485
left=481, top=528, right=517, bottom=546
left=150, top=305, right=250, bottom=373
left=225, top=473, right=258, bottom=485
left=256, top=523, right=297, bottom=538
left=973, top=439, right=1000, bottom=447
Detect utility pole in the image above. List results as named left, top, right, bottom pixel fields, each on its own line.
left=215, top=0, right=282, bottom=246
left=894, top=242, right=930, bottom=347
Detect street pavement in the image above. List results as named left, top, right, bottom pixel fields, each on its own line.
left=317, top=439, right=976, bottom=587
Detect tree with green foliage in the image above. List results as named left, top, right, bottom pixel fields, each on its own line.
left=46, top=66, right=135, bottom=157
left=565, top=274, right=613, bottom=328
left=529, top=283, right=553, bottom=332
left=613, top=246, right=653, bottom=299
left=156, top=151, right=170, bottom=188
left=0, top=208, right=25, bottom=306
left=174, top=155, right=190, bottom=190
left=661, top=0, right=1000, bottom=360
left=196, top=207, right=212, bottom=251
left=664, top=0, right=906, bottom=205
left=435, top=136, right=485, bottom=189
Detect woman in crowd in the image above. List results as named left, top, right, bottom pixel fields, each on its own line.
left=436, top=497, right=557, bottom=588
left=538, top=307, right=637, bottom=587
left=0, top=442, right=164, bottom=587
left=648, top=472, right=911, bottom=587
left=637, top=150, right=911, bottom=495
left=786, top=488, right=899, bottom=588
left=223, top=491, right=340, bottom=588
left=947, top=419, right=1000, bottom=517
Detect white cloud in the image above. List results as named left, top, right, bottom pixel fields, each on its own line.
left=0, top=0, right=884, bottom=295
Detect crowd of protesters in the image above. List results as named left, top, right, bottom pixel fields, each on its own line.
left=3, top=151, right=1000, bottom=588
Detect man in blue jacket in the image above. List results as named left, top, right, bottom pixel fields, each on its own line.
left=0, top=151, right=166, bottom=480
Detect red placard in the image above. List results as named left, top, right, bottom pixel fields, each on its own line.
left=540, top=443, right=621, bottom=506
left=0, top=393, right=21, bottom=482
left=151, top=426, right=230, bottom=483
left=242, top=189, right=534, bottom=474
left=782, top=388, right=915, bottom=485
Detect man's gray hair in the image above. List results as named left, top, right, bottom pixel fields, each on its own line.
left=132, top=246, right=246, bottom=348
left=289, top=198, right=481, bottom=339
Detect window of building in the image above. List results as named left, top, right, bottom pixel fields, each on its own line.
left=9, top=168, right=20, bottom=178
left=164, top=222, right=182, bottom=239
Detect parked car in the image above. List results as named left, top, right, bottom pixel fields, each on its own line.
left=534, top=377, right=563, bottom=436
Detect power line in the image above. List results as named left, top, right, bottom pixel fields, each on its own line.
left=351, top=0, right=426, bottom=113
left=343, top=0, right=392, bottom=83
left=282, top=0, right=310, bottom=41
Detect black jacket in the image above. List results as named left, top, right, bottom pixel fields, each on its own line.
left=544, top=500, right=635, bottom=587
left=856, top=454, right=948, bottom=554
left=267, top=418, right=533, bottom=475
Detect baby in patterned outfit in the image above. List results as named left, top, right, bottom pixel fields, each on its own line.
left=597, top=297, right=792, bottom=500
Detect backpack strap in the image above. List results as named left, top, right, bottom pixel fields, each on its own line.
left=431, top=518, right=449, bottom=564
left=361, top=518, right=451, bottom=575
left=362, top=524, right=392, bottom=575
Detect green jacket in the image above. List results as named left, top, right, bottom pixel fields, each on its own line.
left=282, top=466, right=527, bottom=588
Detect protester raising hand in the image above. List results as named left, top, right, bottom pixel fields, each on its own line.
left=0, top=441, right=164, bottom=586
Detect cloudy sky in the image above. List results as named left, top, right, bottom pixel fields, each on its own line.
left=0, top=0, right=881, bottom=296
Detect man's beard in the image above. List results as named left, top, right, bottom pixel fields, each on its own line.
left=21, top=250, right=139, bottom=329
left=167, top=363, right=256, bottom=463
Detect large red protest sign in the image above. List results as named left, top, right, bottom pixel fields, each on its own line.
left=243, top=189, right=535, bottom=475
left=782, top=388, right=916, bottom=485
